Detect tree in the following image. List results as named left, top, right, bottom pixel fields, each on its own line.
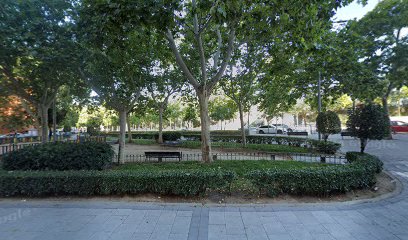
left=183, top=103, right=200, bottom=129
left=222, top=40, right=261, bottom=146
left=347, top=104, right=390, bottom=153
left=352, top=0, right=408, bottom=126
left=75, top=0, right=355, bottom=162
left=209, top=97, right=238, bottom=130
left=316, top=111, right=341, bottom=142
left=146, top=63, right=184, bottom=143
left=165, top=102, right=184, bottom=130
left=389, top=86, right=408, bottom=116
left=78, top=9, right=147, bottom=163
left=0, top=0, right=81, bottom=142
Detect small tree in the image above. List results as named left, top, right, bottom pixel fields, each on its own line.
left=316, top=111, right=341, bottom=142
left=346, top=104, right=390, bottom=153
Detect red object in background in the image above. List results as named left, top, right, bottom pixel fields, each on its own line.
left=391, top=121, right=408, bottom=133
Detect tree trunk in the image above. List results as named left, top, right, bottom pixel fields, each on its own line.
left=127, top=113, right=132, bottom=143
left=360, top=138, right=367, bottom=153
left=383, top=83, right=393, bottom=139
left=118, top=110, right=127, bottom=164
left=382, top=97, right=393, bottom=139
left=39, top=104, right=48, bottom=143
left=52, top=100, right=57, bottom=142
left=158, top=106, right=164, bottom=144
left=238, top=102, right=246, bottom=147
left=197, top=89, right=212, bottom=163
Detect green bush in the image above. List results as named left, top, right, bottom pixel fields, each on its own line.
left=316, top=111, right=341, bottom=141
left=346, top=152, right=383, bottom=173
left=315, top=141, right=341, bottom=154
left=247, top=152, right=382, bottom=196
left=2, top=142, right=114, bottom=171
left=154, top=131, right=182, bottom=141
left=347, top=103, right=390, bottom=153
left=0, top=170, right=235, bottom=197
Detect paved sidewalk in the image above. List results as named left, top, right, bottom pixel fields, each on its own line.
left=0, top=135, right=407, bottom=240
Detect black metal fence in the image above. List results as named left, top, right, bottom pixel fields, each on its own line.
left=115, top=152, right=347, bottom=165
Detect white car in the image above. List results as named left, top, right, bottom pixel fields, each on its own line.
left=272, top=124, right=293, bottom=134
left=256, top=125, right=278, bottom=134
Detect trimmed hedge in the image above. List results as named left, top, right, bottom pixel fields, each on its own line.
left=315, top=141, right=342, bottom=154
left=246, top=152, right=383, bottom=196
left=109, top=131, right=340, bottom=154
left=2, top=142, right=114, bottom=171
left=0, top=170, right=235, bottom=197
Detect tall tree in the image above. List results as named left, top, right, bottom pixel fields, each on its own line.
left=209, top=97, right=238, bottom=130
left=353, top=0, right=408, bottom=119
left=79, top=8, right=147, bottom=163
left=0, top=0, right=81, bottom=142
left=75, top=0, right=354, bottom=162
left=222, top=42, right=261, bottom=146
left=146, top=57, right=184, bottom=143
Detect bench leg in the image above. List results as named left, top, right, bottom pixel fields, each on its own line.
left=158, top=157, right=162, bottom=163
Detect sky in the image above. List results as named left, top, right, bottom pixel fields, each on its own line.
left=334, top=0, right=380, bottom=21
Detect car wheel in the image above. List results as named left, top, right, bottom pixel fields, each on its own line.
left=259, top=130, right=264, bottom=134
left=277, top=130, right=283, bottom=134
left=287, top=128, right=293, bottom=132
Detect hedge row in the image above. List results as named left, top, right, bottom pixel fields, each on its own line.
left=0, top=152, right=382, bottom=197
left=106, top=131, right=341, bottom=154
left=2, top=142, right=114, bottom=171
left=0, top=170, right=235, bottom=197
left=199, top=135, right=340, bottom=154
left=246, top=152, right=382, bottom=196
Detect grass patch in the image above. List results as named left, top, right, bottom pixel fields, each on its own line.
left=179, top=141, right=310, bottom=153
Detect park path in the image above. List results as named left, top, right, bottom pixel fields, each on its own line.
left=0, top=136, right=407, bottom=240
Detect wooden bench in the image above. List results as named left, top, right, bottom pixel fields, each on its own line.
left=145, top=151, right=182, bottom=162
left=287, top=131, right=308, bottom=136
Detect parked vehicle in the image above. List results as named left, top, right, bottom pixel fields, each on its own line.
left=257, top=125, right=278, bottom=134
left=271, top=124, right=293, bottom=134
left=0, top=133, right=23, bottom=138
left=391, top=121, right=408, bottom=133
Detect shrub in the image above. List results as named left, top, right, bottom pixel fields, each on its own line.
left=2, top=142, right=114, bottom=171
left=247, top=152, right=382, bottom=196
left=316, top=111, right=341, bottom=141
left=315, top=141, right=341, bottom=154
left=347, top=104, right=390, bottom=153
left=346, top=152, right=383, bottom=173
left=63, top=125, right=72, bottom=132
left=0, top=170, right=235, bottom=197
left=154, top=131, right=182, bottom=141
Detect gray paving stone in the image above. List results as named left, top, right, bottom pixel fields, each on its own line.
left=275, top=211, right=301, bottom=224
left=209, top=212, right=225, bottom=225
left=168, top=233, right=188, bottom=240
